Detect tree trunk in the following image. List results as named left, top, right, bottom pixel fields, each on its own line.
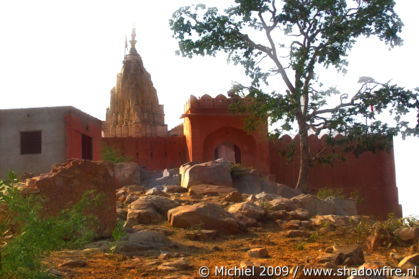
left=296, top=129, right=310, bottom=192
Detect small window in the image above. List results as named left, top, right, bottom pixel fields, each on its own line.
left=20, top=131, right=42, bottom=154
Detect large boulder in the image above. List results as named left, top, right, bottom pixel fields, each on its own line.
left=167, top=202, right=241, bottom=234
left=291, top=194, right=336, bottom=217
left=24, top=159, right=117, bottom=238
left=231, top=167, right=278, bottom=194
left=228, top=202, right=265, bottom=220
left=112, top=162, right=142, bottom=187
left=276, top=184, right=302, bottom=198
left=324, top=196, right=357, bottom=216
left=180, top=159, right=233, bottom=188
left=269, top=197, right=298, bottom=211
left=126, top=195, right=179, bottom=226
left=116, top=230, right=172, bottom=255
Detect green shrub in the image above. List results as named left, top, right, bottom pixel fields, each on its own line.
left=102, top=144, right=133, bottom=163
left=316, top=187, right=345, bottom=200
left=109, top=220, right=126, bottom=253
left=0, top=171, right=102, bottom=279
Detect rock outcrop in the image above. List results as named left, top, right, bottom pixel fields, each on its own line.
left=24, top=159, right=117, bottom=238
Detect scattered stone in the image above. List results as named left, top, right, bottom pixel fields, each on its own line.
left=270, top=210, right=288, bottom=220
left=334, top=246, right=365, bottom=267
left=224, top=191, right=243, bottom=202
left=163, top=185, right=187, bottom=193
left=269, top=197, right=298, bottom=211
left=291, top=194, right=336, bottom=217
left=324, top=196, right=357, bottom=216
left=157, top=257, right=191, bottom=271
left=180, top=159, right=233, bottom=188
left=59, top=259, right=87, bottom=268
left=247, top=194, right=257, bottom=202
left=185, top=229, right=219, bottom=241
left=145, top=188, right=170, bottom=197
left=248, top=248, right=269, bottom=258
left=282, top=220, right=301, bottom=230
left=255, top=192, right=279, bottom=202
left=116, top=230, right=172, bottom=255
left=232, top=167, right=278, bottom=194
left=188, top=184, right=237, bottom=197
left=311, top=215, right=351, bottom=227
left=288, top=208, right=310, bottom=220
left=395, top=227, right=419, bottom=242
left=228, top=202, right=265, bottom=220
left=167, top=202, right=241, bottom=234
left=276, top=184, right=302, bottom=198
left=284, top=230, right=310, bottom=238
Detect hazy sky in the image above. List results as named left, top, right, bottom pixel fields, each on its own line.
left=0, top=1, right=417, bottom=216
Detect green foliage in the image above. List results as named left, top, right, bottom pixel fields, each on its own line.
left=316, top=187, right=345, bottom=200
left=316, top=187, right=365, bottom=204
left=308, top=231, right=319, bottom=242
left=102, top=144, right=133, bottom=163
left=170, top=0, right=419, bottom=190
left=0, top=171, right=102, bottom=279
left=296, top=242, right=306, bottom=250
left=109, top=220, right=126, bottom=253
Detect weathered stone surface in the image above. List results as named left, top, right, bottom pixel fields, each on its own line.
left=130, top=195, right=179, bottom=214
left=185, top=229, right=219, bottom=241
left=188, top=184, right=237, bottom=197
left=167, top=202, right=241, bottom=234
left=145, top=188, right=170, bottom=197
left=277, top=184, right=302, bottom=199
left=334, top=246, right=365, bottom=267
left=181, top=159, right=233, bottom=188
left=269, top=197, right=298, bottom=211
left=291, top=194, right=336, bottom=217
left=126, top=208, right=162, bottom=226
left=116, top=230, right=172, bottom=255
left=163, top=185, right=187, bottom=193
left=232, top=168, right=278, bottom=194
left=311, top=215, right=354, bottom=227
left=157, top=257, right=191, bottom=271
left=288, top=208, right=310, bottom=220
left=395, top=227, right=419, bottom=242
left=224, top=191, right=243, bottom=202
left=248, top=248, right=269, bottom=258
left=284, top=230, right=310, bottom=238
left=112, top=162, right=142, bottom=187
left=324, top=196, right=357, bottom=216
left=255, top=192, right=280, bottom=202
left=228, top=202, right=265, bottom=220
left=24, top=159, right=117, bottom=238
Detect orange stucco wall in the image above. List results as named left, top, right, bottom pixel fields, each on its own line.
left=269, top=135, right=402, bottom=217
left=64, top=112, right=102, bottom=161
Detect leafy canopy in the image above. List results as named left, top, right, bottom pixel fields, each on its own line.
left=170, top=0, right=419, bottom=162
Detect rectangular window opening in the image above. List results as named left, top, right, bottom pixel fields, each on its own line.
left=20, top=131, right=42, bottom=154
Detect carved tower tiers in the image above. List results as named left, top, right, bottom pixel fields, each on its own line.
left=103, top=28, right=168, bottom=138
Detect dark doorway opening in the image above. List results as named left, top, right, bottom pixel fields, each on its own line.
left=214, top=142, right=241, bottom=163
left=81, top=134, right=93, bottom=160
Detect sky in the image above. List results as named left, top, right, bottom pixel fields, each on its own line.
left=0, top=0, right=417, bottom=217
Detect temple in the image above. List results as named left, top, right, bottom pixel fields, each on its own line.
left=103, top=28, right=167, bottom=138
left=0, top=28, right=402, bottom=218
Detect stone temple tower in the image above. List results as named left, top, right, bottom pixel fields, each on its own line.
left=103, top=28, right=168, bottom=137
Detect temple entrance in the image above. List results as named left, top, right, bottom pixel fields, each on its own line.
left=81, top=134, right=93, bottom=160
left=214, top=142, right=241, bottom=163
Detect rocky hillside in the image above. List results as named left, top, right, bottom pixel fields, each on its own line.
left=9, top=159, right=419, bottom=278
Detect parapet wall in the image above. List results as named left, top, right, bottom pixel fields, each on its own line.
left=269, top=135, right=402, bottom=217
left=103, top=136, right=188, bottom=170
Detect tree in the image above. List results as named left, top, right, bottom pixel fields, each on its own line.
left=170, top=0, right=419, bottom=191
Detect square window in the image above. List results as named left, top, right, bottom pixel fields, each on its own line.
left=20, top=131, right=42, bottom=154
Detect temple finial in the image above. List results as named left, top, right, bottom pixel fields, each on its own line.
left=130, top=26, right=137, bottom=49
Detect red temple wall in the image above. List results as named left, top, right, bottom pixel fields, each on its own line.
left=269, top=135, right=402, bottom=217
left=103, top=136, right=188, bottom=170
left=65, top=112, right=102, bottom=161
